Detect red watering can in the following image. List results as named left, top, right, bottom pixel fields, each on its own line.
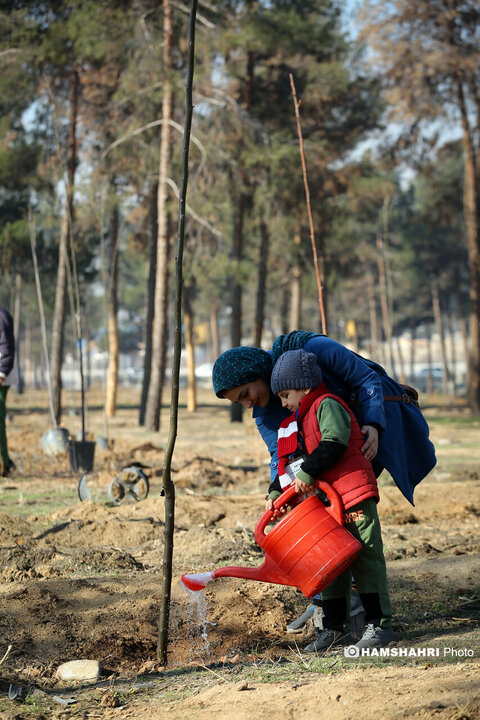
left=181, top=481, right=362, bottom=598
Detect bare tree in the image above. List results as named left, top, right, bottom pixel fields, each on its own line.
left=50, top=65, right=79, bottom=425
left=145, top=0, right=174, bottom=431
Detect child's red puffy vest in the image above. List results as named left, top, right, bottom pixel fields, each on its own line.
left=301, top=392, right=379, bottom=510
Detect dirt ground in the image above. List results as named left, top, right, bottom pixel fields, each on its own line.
left=0, top=387, right=479, bottom=719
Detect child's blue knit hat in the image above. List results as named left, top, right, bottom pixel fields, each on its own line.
left=271, top=349, right=322, bottom=394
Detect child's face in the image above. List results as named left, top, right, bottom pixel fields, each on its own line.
left=277, top=388, right=308, bottom=412
left=222, top=378, right=271, bottom=409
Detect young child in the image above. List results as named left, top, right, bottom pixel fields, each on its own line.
left=269, top=349, right=396, bottom=652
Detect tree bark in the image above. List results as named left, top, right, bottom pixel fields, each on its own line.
left=106, top=203, right=120, bottom=418
left=145, top=0, right=173, bottom=432
left=50, top=64, right=79, bottom=425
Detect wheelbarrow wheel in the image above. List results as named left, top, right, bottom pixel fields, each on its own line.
left=108, top=466, right=149, bottom=505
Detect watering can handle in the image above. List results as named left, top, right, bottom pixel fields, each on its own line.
left=255, top=481, right=345, bottom=543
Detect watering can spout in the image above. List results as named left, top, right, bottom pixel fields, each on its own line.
left=213, top=556, right=293, bottom=586
left=181, top=556, right=293, bottom=593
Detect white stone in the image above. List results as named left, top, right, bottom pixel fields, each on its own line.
left=56, top=660, right=102, bottom=681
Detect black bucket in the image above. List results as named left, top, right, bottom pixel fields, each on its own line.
left=68, top=440, right=96, bottom=473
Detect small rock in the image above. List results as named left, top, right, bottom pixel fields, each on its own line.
left=138, top=660, right=157, bottom=674
left=101, top=690, right=121, bottom=707
left=56, top=660, right=102, bottom=681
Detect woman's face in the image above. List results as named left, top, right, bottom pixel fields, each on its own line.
left=222, top=378, right=271, bottom=409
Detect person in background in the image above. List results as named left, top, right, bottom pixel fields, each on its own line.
left=0, top=306, right=15, bottom=477
left=269, top=349, right=396, bottom=652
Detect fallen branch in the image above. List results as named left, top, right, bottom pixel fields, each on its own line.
left=0, top=645, right=12, bottom=667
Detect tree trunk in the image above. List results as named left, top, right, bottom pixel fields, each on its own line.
left=448, top=310, right=457, bottom=395
left=376, top=233, right=395, bottom=377
left=145, top=0, right=173, bottom=432
left=367, top=268, right=379, bottom=362
left=426, top=324, right=433, bottom=395
left=209, top=299, right=220, bottom=361
left=50, top=64, right=79, bottom=425
left=139, top=182, right=158, bottom=425
left=25, top=318, right=31, bottom=389
left=84, top=317, right=91, bottom=391
left=230, top=190, right=245, bottom=423
left=280, top=287, right=289, bottom=335
left=106, top=203, right=120, bottom=418
left=393, top=335, right=405, bottom=383
left=254, top=221, right=269, bottom=347
left=231, top=192, right=244, bottom=348
left=289, top=230, right=302, bottom=330
left=184, top=283, right=197, bottom=412
left=459, top=313, right=469, bottom=390
left=13, top=272, right=23, bottom=394
left=409, top=322, right=416, bottom=386
left=431, top=282, right=450, bottom=398
left=456, top=78, right=480, bottom=410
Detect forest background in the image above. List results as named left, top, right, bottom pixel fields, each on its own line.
left=1, top=0, right=480, bottom=431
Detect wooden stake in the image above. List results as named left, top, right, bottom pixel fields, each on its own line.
left=289, top=73, right=327, bottom=335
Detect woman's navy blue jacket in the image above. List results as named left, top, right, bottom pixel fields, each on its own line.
left=253, top=335, right=436, bottom=506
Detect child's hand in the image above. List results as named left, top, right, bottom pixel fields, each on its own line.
left=360, top=425, right=378, bottom=460
left=265, top=496, right=287, bottom=517
left=294, top=477, right=312, bottom=494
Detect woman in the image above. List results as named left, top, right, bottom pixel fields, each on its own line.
left=212, top=330, right=436, bottom=505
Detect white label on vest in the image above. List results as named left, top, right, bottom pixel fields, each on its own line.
left=279, top=456, right=305, bottom=488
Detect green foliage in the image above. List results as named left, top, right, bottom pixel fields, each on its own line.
left=0, top=0, right=474, bottom=372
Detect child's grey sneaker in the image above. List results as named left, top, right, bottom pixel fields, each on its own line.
left=303, top=628, right=352, bottom=653
left=286, top=605, right=315, bottom=633
left=355, top=624, right=398, bottom=649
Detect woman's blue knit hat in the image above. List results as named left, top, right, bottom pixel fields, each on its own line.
left=271, top=349, right=322, bottom=394
left=212, top=347, right=273, bottom=397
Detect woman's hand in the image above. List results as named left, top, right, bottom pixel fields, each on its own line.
left=360, top=425, right=379, bottom=461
